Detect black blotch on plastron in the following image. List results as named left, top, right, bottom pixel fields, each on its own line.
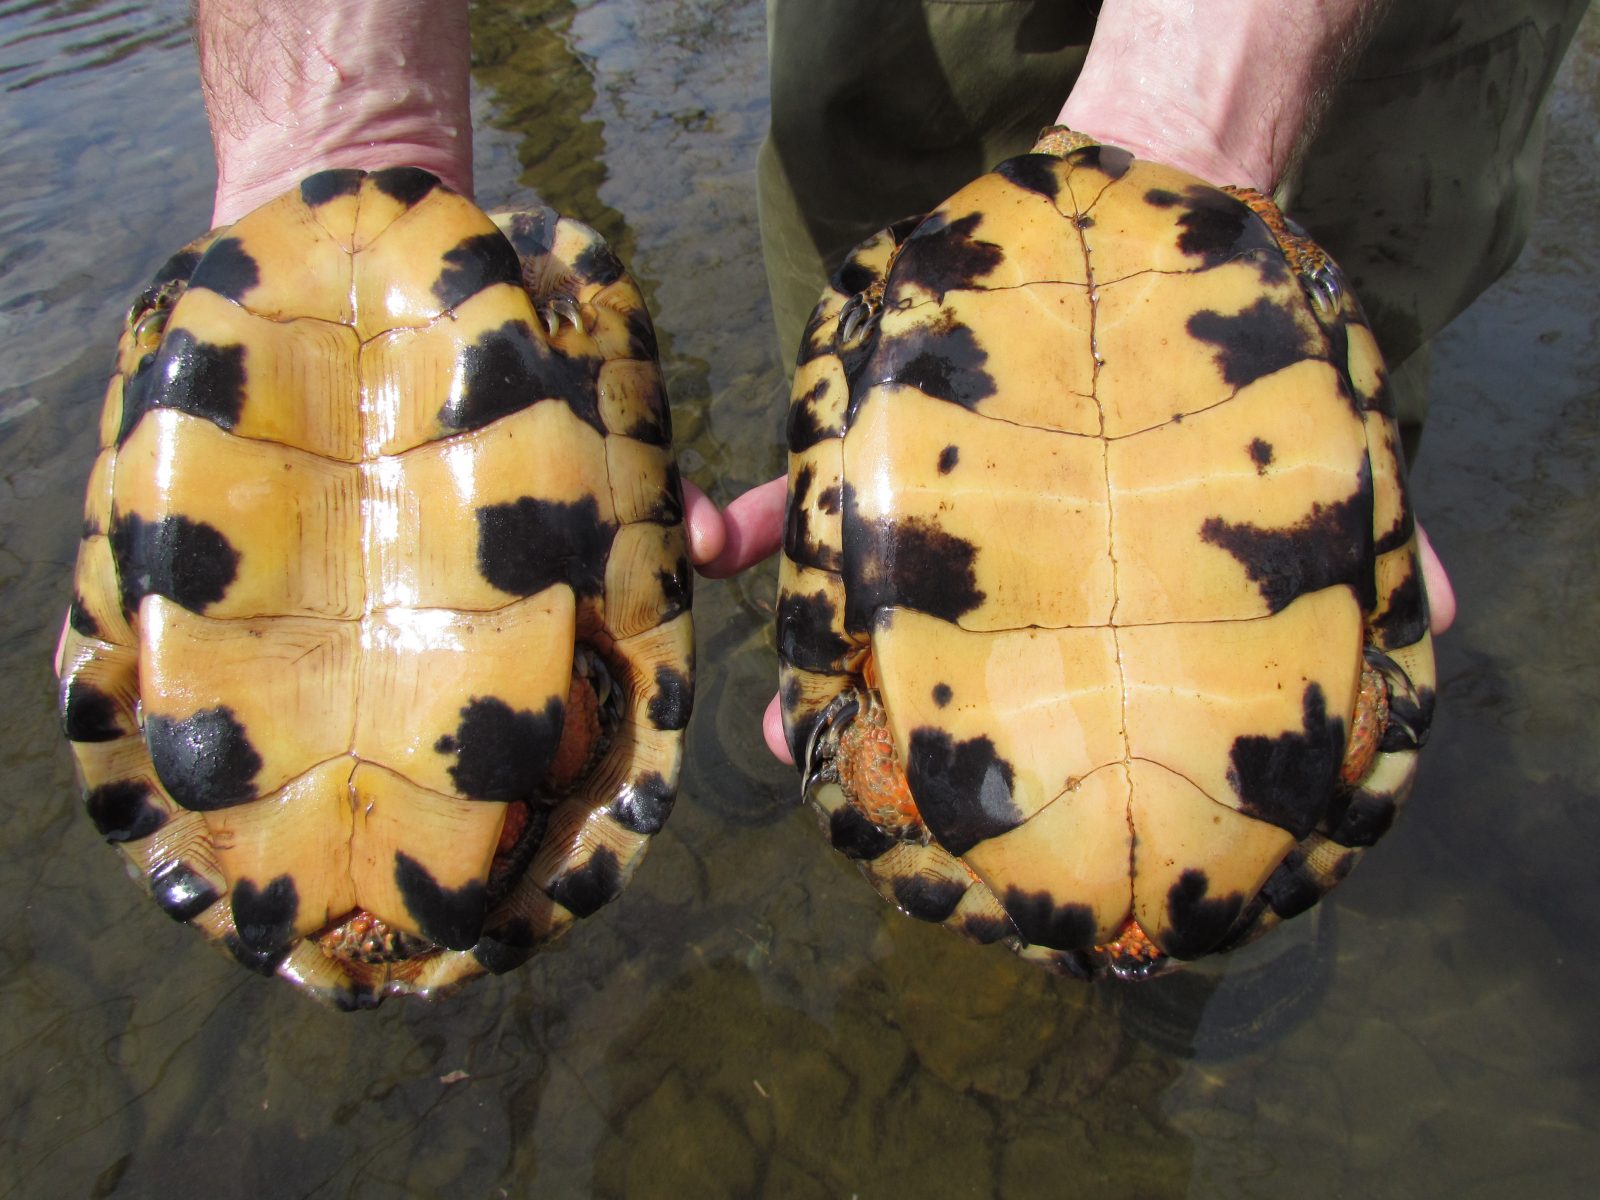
left=188, top=237, right=260, bottom=303
left=1248, top=438, right=1274, bottom=473
left=937, top=445, right=959, bottom=474
left=860, top=311, right=996, bottom=412
left=1163, top=869, right=1244, bottom=960
left=434, top=695, right=565, bottom=802
left=1188, top=296, right=1316, bottom=390
left=647, top=665, right=693, bottom=731
left=503, top=209, right=557, bottom=261
left=1373, top=561, right=1429, bottom=650
left=609, top=771, right=676, bottom=836
left=299, top=168, right=364, bottom=208
left=549, top=846, right=624, bottom=918
left=786, top=378, right=837, bottom=452
left=60, top=680, right=127, bottom=743
left=1145, top=189, right=1181, bottom=208
left=368, top=166, right=440, bottom=208
left=140, top=328, right=249, bottom=435
left=1200, top=463, right=1375, bottom=613
left=1171, top=186, right=1281, bottom=271
left=433, top=232, right=524, bottom=310
left=776, top=589, right=853, bottom=673
left=892, top=874, right=966, bottom=923
left=85, top=779, right=166, bottom=842
left=231, top=874, right=300, bottom=958
left=438, top=318, right=601, bottom=435
left=111, top=512, right=241, bottom=616
left=574, top=241, right=625, bottom=287
left=149, top=859, right=220, bottom=922
left=1075, top=143, right=1133, bottom=180
left=995, top=154, right=1062, bottom=200
left=1002, top=887, right=1098, bottom=951
left=817, top=485, right=840, bottom=515
left=475, top=494, right=615, bottom=600
left=145, top=706, right=264, bottom=811
left=394, top=851, right=487, bottom=950
left=68, top=595, right=101, bottom=638
left=932, top=683, right=953, bottom=708
left=1226, top=683, right=1346, bottom=838
left=894, top=212, right=1004, bottom=301
left=905, top=728, right=1020, bottom=856
left=828, top=803, right=896, bottom=861
left=842, top=486, right=985, bottom=632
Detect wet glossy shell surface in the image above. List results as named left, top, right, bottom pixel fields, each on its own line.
left=56, top=168, right=693, bottom=1007
left=777, top=144, right=1435, bottom=977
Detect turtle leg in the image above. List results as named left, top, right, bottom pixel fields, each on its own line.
left=802, top=673, right=1021, bottom=952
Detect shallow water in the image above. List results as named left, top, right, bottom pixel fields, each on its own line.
left=2, top=1, right=1597, bottom=1196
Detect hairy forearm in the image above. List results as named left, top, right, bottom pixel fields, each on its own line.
left=197, top=0, right=473, bottom=225
left=1059, top=0, right=1388, bottom=190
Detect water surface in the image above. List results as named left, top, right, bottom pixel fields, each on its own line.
left=1, top=2, right=1596, bottom=1196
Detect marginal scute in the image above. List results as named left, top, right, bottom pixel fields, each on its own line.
left=1000, top=887, right=1098, bottom=952
left=230, top=873, right=300, bottom=957
left=476, top=494, right=616, bottom=600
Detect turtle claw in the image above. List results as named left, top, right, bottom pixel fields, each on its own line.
left=1364, top=645, right=1431, bottom=752
left=837, top=292, right=880, bottom=347
left=539, top=294, right=584, bottom=337
left=126, top=279, right=183, bottom=349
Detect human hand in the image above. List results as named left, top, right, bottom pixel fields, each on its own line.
left=197, top=0, right=786, bottom=596
left=1055, top=0, right=1391, bottom=193
left=198, top=0, right=475, bottom=227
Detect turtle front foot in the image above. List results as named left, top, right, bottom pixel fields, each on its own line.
left=538, top=294, right=585, bottom=337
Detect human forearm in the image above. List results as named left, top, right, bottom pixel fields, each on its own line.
left=1058, top=0, right=1388, bottom=190
left=197, top=0, right=473, bottom=225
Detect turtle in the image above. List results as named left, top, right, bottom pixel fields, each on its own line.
left=54, top=167, right=694, bottom=1008
left=775, top=129, right=1435, bottom=980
